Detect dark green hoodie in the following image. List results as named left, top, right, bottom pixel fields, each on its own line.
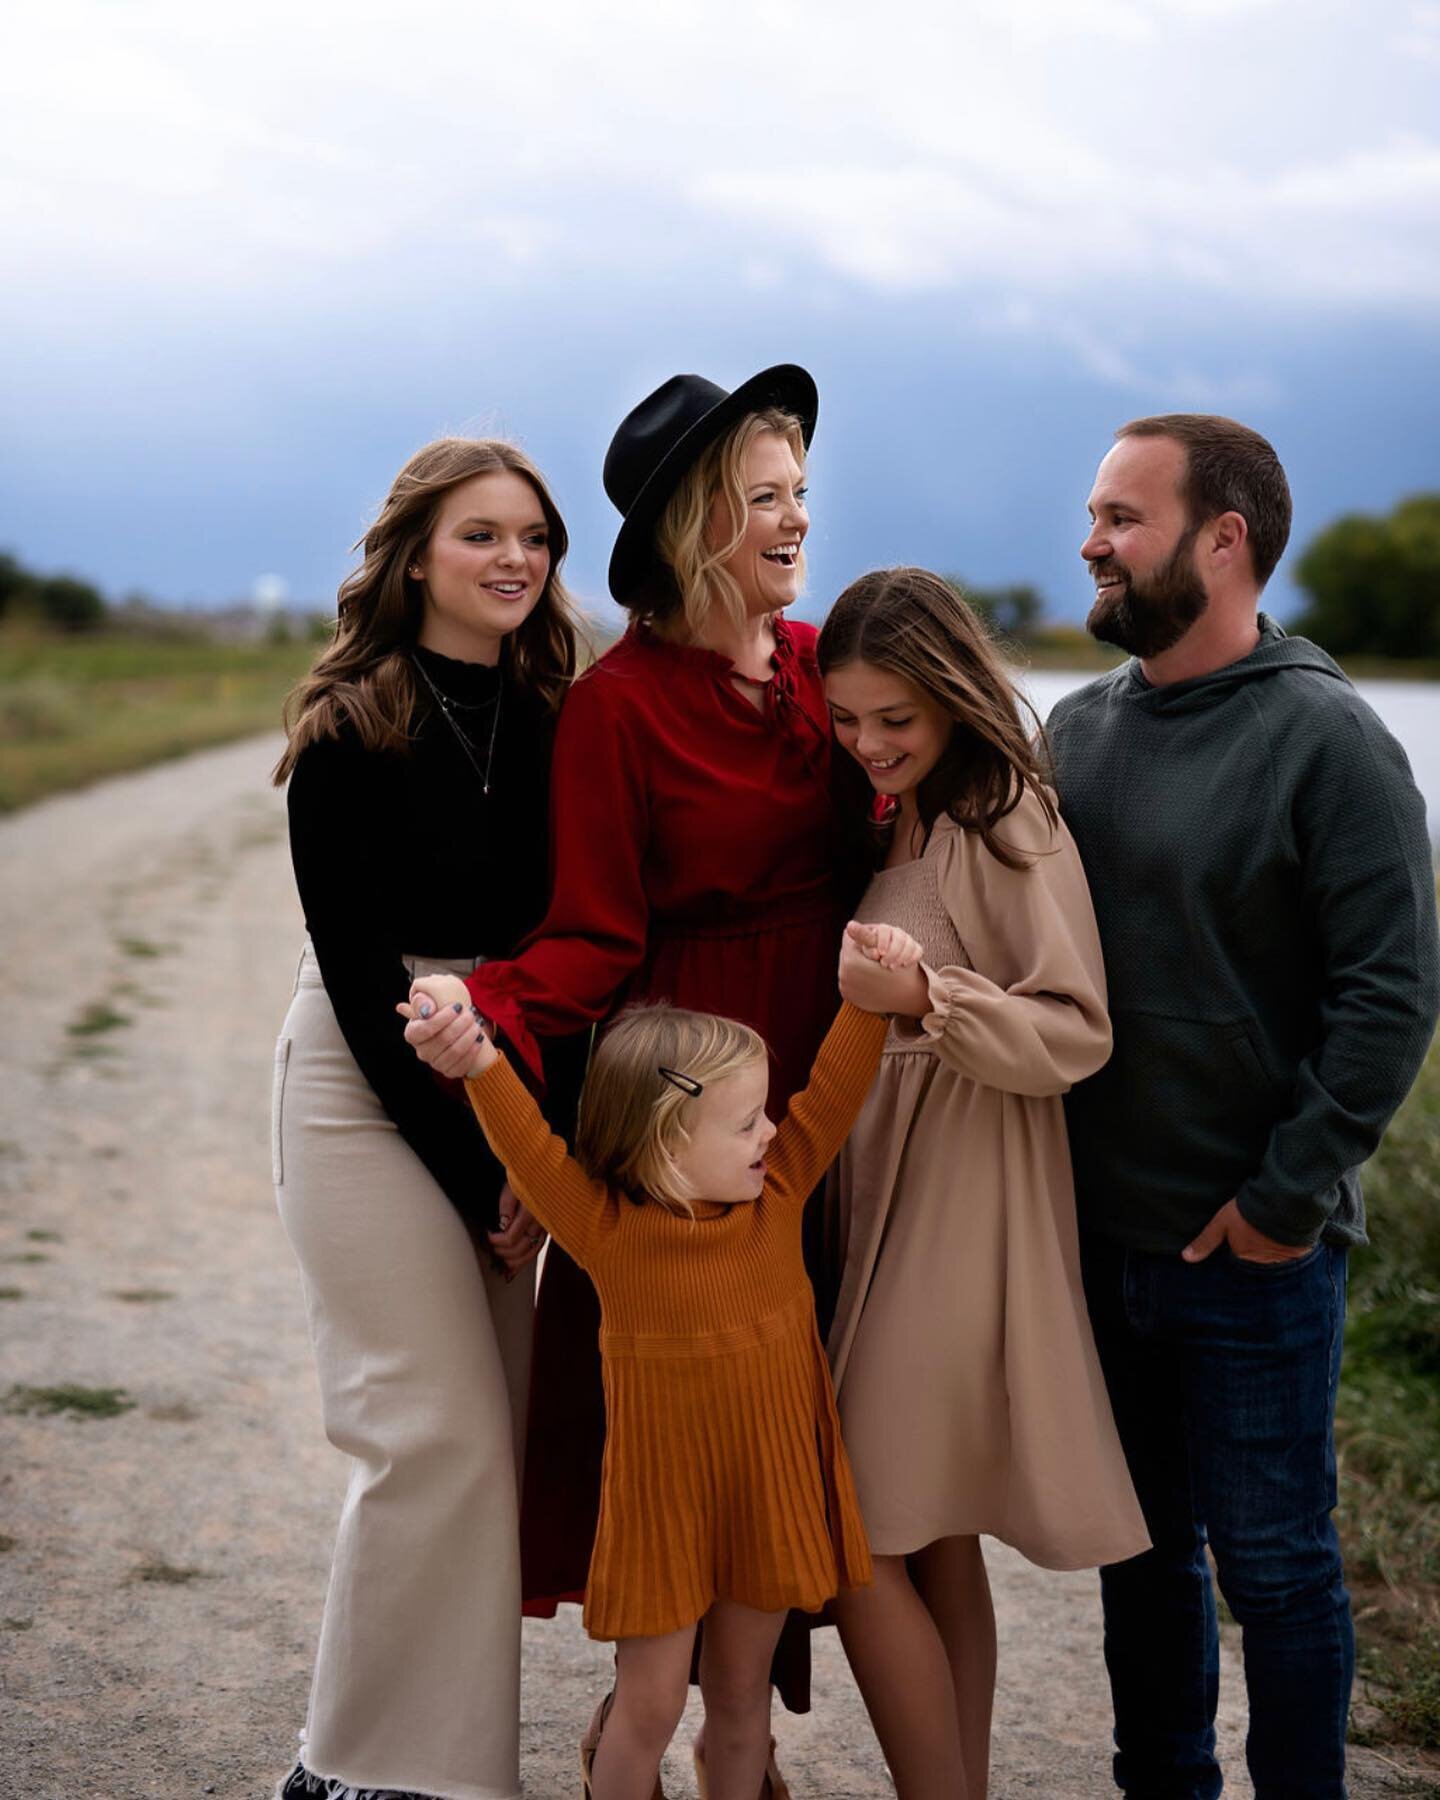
left=1048, top=616, right=1439, bottom=1253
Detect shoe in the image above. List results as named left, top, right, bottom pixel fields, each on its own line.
left=275, top=1764, right=325, bottom=1800
left=692, top=1737, right=790, bottom=1800
left=273, top=1760, right=436, bottom=1800
left=579, top=1690, right=666, bottom=1799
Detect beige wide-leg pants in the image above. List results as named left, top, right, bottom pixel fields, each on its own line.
left=274, top=944, right=533, bottom=1800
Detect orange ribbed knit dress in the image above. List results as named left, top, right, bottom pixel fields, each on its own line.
left=465, top=1002, right=884, bottom=1642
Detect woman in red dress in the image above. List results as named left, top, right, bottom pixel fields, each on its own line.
left=408, top=367, right=845, bottom=1766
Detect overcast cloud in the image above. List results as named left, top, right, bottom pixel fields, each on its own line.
left=1, top=0, right=1436, bottom=616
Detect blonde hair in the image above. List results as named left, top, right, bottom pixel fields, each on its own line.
left=575, top=1004, right=769, bottom=1215
left=274, top=438, right=583, bottom=784
left=650, top=407, right=807, bottom=640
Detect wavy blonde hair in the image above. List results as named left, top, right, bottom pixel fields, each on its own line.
left=273, top=438, right=582, bottom=784
left=575, top=1004, right=769, bottom=1216
left=647, top=407, right=807, bottom=641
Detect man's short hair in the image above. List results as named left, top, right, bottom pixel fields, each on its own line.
left=1117, top=414, right=1292, bottom=589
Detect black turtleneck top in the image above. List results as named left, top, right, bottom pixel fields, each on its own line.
left=284, top=645, right=564, bottom=1232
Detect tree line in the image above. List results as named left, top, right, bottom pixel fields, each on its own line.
left=0, top=551, right=107, bottom=631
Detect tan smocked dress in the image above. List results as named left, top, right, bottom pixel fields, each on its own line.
left=827, top=786, right=1149, bottom=1568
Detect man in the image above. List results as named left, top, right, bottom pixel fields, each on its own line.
left=1047, top=414, right=1440, bottom=1800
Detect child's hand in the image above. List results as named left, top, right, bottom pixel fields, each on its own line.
left=397, top=974, right=496, bottom=1079
left=845, top=921, right=924, bottom=970
left=411, top=972, right=471, bottom=1013
left=839, top=921, right=929, bottom=1018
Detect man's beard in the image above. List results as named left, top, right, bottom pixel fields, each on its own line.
left=1086, top=527, right=1208, bottom=658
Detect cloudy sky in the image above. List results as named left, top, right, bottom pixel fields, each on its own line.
left=2, top=0, right=1437, bottom=626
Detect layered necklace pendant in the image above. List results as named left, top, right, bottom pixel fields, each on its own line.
left=413, top=655, right=504, bottom=796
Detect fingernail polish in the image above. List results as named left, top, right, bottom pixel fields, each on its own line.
left=452, top=1002, right=464, bottom=1013
left=419, top=1000, right=433, bottom=1018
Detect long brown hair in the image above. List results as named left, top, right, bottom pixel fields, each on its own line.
left=817, top=567, right=1056, bottom=871
left=274, top=438, right=581, bottom=783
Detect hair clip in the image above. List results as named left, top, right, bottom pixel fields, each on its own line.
left=658, top=1066, right=703, bottom=1098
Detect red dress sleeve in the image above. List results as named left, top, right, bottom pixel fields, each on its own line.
left=467, top=663, right=650, bottom=1080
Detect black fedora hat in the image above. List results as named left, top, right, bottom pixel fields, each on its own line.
left=603, top=363, right=818, bottom=604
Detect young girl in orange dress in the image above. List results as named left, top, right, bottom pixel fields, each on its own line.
left=399, top=920, right=921, bottom=1800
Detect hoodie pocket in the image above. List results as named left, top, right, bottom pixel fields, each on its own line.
left=1225, top=1017, right=1290, bottom=1107
left=1069, top=1009, right=1282, bottom=1206
left=1224, top=1020, right=1269, bottom=1098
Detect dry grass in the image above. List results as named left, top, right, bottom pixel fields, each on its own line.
left=1341, top=998, right=1440, bottom=1752
left=0, top=622, right=316, bottom=810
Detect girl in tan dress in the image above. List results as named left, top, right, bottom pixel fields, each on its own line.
left=817, top=568, right=1149, bottom=1800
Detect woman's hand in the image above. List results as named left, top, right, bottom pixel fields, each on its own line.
left=839, top=920, right=929, bottom=1016
left=486, top=1183, right=547, bottom=1278
left=397, top=974, right=495, bottom=1079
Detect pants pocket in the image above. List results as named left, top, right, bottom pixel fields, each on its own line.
left=271, top=1036, right=292, bottom=1188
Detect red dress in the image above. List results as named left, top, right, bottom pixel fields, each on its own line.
left=466, top=616, right=844, bottom=1701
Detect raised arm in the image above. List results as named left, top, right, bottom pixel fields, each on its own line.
left=464, top=667, right=652, bottom=1081
left=765, top=998, right=891, bottom=1209
left=915, top=794, right=1112, bottom=1097
left=460, top=1049, right=611, bottom=1268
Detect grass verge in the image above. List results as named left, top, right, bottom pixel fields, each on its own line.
left=1341, top=1001, right=1440, bottom=1754
left=0, top=623, right=316, bottom=811
left=4, top=1383, right=135, bottom=1420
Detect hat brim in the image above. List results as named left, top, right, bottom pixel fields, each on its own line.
left=607, top=362, right=819, bottom=605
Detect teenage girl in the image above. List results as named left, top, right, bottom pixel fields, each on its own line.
left=270, top=438, right=581, bottom=1800
left=817, top=567, right=1149, bottom=1800
left=398, top=920, right=922, bottom=1800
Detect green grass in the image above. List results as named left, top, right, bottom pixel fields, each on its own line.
left=116, top=935, right=167, bottom=959
left=0, top=622, right=316, bottom=811
left=1341, top=1006, right=1440, bottom=1751
left=65, top=1001, right=131, bottom=1038
left=4, top=1382, right=135, bottom=1420
left=130, top=1557, right=205, bottom=1586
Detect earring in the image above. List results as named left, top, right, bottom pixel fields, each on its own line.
left=408, top=566, right=423, bottom=579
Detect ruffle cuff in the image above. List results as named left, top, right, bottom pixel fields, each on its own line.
left=465, top=968, right=545, bottom=1088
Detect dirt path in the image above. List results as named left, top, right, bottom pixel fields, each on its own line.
left=0, top=737, right=1426, bottom=1798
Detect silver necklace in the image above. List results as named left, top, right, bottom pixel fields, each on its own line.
left=413, top=655, right=503, bottom=796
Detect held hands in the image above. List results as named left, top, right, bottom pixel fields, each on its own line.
left=395, top=993, right=541, bottom=1275
left=396, top=973, right=496, bottom=1080
left=838, top=920, right=929, bottom=1018
left=1182, top=1197, right=1316, bottom=1265
left=487, top=1181, right=547, bottom=1279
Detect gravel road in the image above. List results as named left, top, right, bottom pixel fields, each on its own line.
left=0, top=736, right=1428, bottom=1798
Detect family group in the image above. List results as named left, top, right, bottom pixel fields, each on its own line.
left=269, top=364, right=1440, bottom=1800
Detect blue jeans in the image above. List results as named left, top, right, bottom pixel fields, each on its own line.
left=1080, top=1235, right=1353, bottom=1799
